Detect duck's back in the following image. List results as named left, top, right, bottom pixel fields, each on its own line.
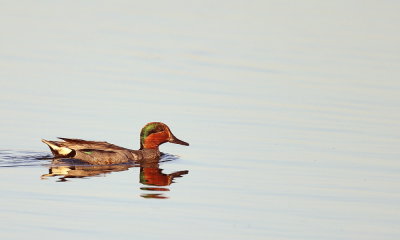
left=57, top=138, right=127, bottom=151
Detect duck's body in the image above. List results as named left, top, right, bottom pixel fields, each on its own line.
left=42, top=122, right=189, bottom=165
left=42, top=138, right=160, bottom=164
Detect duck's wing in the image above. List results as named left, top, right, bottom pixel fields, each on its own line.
left=57, top=137, right=128, bottom=151
left=42, top=138, right=130, bottom=159
left=42, top=138, right=136, bottom=163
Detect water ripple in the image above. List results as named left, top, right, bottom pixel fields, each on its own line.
left=0, top=150, right=52, bottom=167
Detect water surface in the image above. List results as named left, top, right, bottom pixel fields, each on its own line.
left=1, top=1, right=400, bottom=239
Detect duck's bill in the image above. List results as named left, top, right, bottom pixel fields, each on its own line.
left=169, top=135, right=189, bottom=146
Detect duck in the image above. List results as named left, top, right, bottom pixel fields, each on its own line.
left=41, top=122, right=189, bottom=165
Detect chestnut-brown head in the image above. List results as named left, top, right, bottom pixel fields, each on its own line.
left=140, top=122, right=189, bottom=150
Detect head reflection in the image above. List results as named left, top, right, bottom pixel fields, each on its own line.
left=41, top=156, right=188, bottom=198
left=139, top=161, right=188, bottom=199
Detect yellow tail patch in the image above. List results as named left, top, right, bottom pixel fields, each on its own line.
left=42, top=139, right=73, bottom=156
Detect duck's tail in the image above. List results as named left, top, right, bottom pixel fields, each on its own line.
left=41, top=139, right=75, bottom=158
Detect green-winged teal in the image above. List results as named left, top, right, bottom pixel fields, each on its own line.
left=42, top=122, right=189, bottom=165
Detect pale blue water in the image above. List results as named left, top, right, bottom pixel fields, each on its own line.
left=1, top=1, right=400, bottom=239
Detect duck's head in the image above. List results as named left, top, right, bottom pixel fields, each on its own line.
left=140, top=122, right=189, bottom=150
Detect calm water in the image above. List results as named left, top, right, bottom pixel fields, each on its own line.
left=1, top=1, right=400, bottom=239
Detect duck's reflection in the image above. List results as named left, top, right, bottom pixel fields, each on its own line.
left=41, top=157, right=189, bottom=199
